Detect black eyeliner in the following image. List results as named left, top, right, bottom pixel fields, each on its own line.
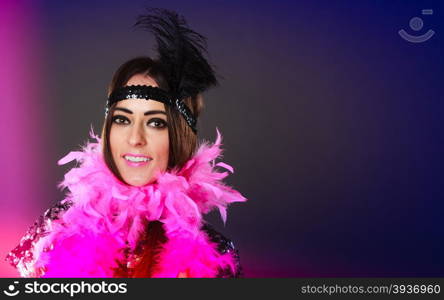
left=148, top=117, right=168, bottom=128
left=111, top=115, right=130, bottom=124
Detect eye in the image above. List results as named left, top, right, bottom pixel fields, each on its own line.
left=112, top=115, right=130, bottom=125
left=148, top=118, right=167, bottom=129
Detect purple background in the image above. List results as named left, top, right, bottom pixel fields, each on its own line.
left=1, top=0, right=443, bottom=277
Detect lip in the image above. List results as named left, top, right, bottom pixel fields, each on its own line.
left=122, top=153, right=152, bottom=167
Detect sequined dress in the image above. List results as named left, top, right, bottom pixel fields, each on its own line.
left=5, top=200, right=242, bottom=278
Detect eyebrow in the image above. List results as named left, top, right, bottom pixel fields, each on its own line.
left=114, top=107, right=167, bottom=116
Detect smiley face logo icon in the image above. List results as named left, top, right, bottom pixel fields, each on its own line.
left=3, top=281, right=20, bottom=297
left=399, top=9, right=435, bottom=43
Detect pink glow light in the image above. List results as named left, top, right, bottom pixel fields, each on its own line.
left=0, top=1, right=52, bottom=277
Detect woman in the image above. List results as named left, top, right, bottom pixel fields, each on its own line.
left=6, top=8, right=246, bottom=278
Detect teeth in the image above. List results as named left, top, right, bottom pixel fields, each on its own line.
left=124, top=156, right=151, bottom=162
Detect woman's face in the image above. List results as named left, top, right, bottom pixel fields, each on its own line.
left=109, top=74, right=169, bottom=187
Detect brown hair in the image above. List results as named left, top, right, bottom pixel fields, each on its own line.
left=101, top=57, right=204, bottom=183
left=103, top=57, right=205, bottom=277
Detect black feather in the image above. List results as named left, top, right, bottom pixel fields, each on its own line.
left=135, top=8, right=218, bottom=100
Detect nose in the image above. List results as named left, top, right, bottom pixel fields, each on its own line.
left=127, top=123, right=146, bottom=147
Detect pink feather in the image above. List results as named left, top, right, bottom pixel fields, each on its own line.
left=19, top=129, right=246, bottom=277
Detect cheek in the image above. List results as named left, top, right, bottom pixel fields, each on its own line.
left=109, top=127, right=123, bottom=159
left=155, top=135, right=169, bottom=168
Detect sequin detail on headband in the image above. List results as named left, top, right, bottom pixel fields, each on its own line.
left=106, top=85, right=197, bottom=133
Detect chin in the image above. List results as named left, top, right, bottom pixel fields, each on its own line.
left=125, top=177, right=152, bottom=187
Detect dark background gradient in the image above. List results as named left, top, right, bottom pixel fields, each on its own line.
left=1, top=0, right=443, bottom=277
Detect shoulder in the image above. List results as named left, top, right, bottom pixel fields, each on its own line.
left=5, top=199, right=73, bottom=276
left=201, top=223, right=243, bottom=278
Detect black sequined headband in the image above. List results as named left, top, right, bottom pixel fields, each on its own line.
left=106, top=85, right=197, bottom=133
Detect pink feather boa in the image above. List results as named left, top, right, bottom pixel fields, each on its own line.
left=28, top=128, right=246, bottom=278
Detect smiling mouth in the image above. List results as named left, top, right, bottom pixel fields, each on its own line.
left=123, top=155, right=152, bottom=163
